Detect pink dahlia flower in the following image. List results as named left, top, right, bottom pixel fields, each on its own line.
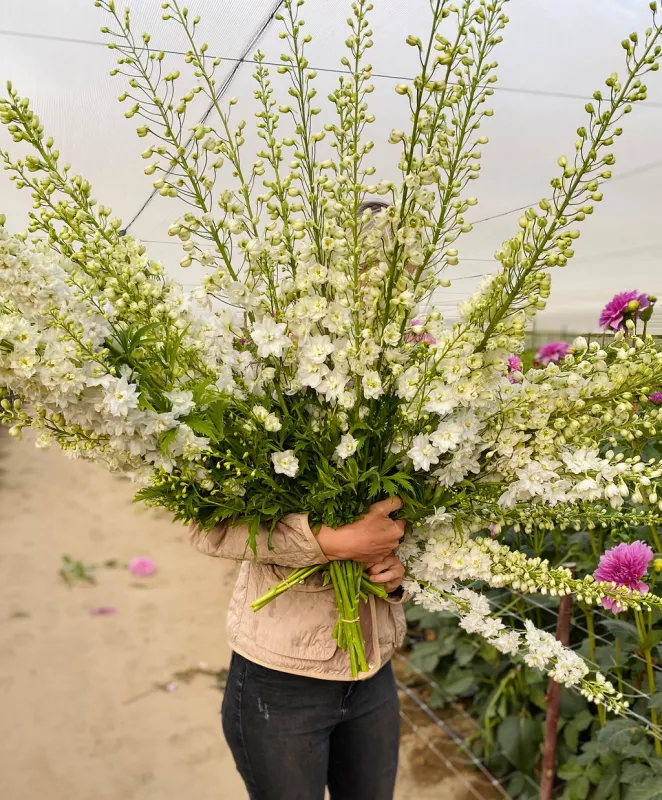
left=599, top=290, right=649, bottom=331
left=535, top=341, right=569, bottom=366
left=128, top=557, right=157, bottom=577
left=593, top=541, right=653, bottom=613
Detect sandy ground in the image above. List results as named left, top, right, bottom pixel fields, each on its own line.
left=0, top=432, right=500, bottom=800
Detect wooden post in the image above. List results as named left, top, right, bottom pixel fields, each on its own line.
left=540, top=564, right=576, bottom=800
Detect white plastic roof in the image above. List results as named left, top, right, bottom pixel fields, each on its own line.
left=0, top=0, right=660, bottom=333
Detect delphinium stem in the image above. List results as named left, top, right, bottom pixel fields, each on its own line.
left=584, top=606, right=606, bottom=727
left=250, top=564, right=324, bottom=611
left=651, top=524, right=662, bottom=556
left=252, top=558, right=388, bottom=677
left=635, top=608, right=662, bottom=758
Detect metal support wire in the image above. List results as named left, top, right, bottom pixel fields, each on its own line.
left=486, top=594, right=662, bottom=738
left=397, top=706, right=492, bottom=800
left=395, top=652, right=542, bottom=795
left=4, top=28, right=662, bottom=110
left=510, top=589, right=662, bottom=682
left=397, top=677, right=514, bottom=798
left=123, top=0, right=285, bottom=233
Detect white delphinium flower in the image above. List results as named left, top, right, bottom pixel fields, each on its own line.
left=429, top=419, right=463, bottom=453
left=100, top=373, right=141, bottom=418
left=164, top=389, right=195, bottom=418
left=252, top=405, right=282, bottom=432
left=423, top=380, right=458, bottom=415
left=264, top=414, right=282, bottom=432
left=383, top=323, right=401, bottom=346
left=521, top=620, right=562, bottom=671
left=490, top=631, right=521, bottom=655
left=317, top=369, right=348, bottom=403
left=396, top=366, right=421, bottom=401
left=227, top=281, right=262, bottom=309
left=361, top=370, right=383, bottom=399
left=334, top=433, right=358, bottom=463
left=250, top=316, right=292, bottom=358
left=302, top=334, right=335, bottom=364
left=562, top=447, right=604, bottom=474
left=271, top=450, right=299, bottom=477
left=323, top=302, right=351, bottom=334
left=215, top=365, right=237, bottom=394
left=297, top=360, right=329, bottom=389
left=407, top=434, right=440, bottom=471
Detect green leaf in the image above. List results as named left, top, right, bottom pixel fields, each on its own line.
left=496, top=715, right=542, bottom=773
left=505, top=773, right=527, bottom=797
left=405, top=605, right=427, bottom=624
left=620, top=739, right=653, bottom=760
left=367, top=471, right=381, bottom=499
left=563, top=710, right=595, bottom=753
left=566, top=775, right=591, bottom=800
left=640, top=629, right=662, bottom=651
left=648, top=692, right=662, bottom=712
left=558, top=762, right=584, bottom=780
left=626, top=778, right=662, bottom=800
left=158, top=426, right=179, bottom=454
left=442, top=672, right=476, bottom=696
left=601, top=619, right=640, bottom=641
left=408, top=641, right=442, bottom=674
left=592, top=763, right=620, bottom=800
left=345, top=457, right=359, bottom=485
left=597, top=719, right=640, bottom=753
left=621, top=762, right=655, bottom=785
left=247, top=517, right=261, bottom=558
left=184, top=414, right=219, bottom=441
left=454, top=639, right=478, bottom=666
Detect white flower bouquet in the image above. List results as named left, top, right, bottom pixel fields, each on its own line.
left=2, top=0, right=662, bottom=705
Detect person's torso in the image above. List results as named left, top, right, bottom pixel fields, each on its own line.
left=227, top=561, right=407, bottom=681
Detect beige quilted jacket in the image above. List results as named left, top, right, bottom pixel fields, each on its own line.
left=189, top=513, right=407, bottom=681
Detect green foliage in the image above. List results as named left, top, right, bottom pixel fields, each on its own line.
left=58, top=554, right=96, bottom=586
left=404, top=514, right=662, bottom=798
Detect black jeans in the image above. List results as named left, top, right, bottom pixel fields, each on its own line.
left=222, top=652, right=400, bottom=800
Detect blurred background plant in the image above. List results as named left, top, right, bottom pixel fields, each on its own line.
left=402, top=303, right=662, bottom=799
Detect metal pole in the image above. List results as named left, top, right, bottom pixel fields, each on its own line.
left=540, top=563, right=576, bottom=800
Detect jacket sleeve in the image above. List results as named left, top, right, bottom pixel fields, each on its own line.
left=188, top=512, right=328, bottom=568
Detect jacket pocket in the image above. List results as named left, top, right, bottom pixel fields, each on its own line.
left=253, top=580, right=338, bottom=661
left=266, top=563, right=333, bottom=593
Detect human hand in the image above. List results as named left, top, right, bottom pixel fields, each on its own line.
left=316, top=497, right=406, bottom=562
left=365, top=553, right=405, bottom=593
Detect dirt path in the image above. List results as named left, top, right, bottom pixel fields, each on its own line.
left=0, top=433, right=500, bottom=800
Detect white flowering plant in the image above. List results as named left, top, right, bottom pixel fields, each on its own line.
left=2, top=0, right=662, bottom=696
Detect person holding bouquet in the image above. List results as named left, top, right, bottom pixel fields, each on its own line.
left=191, top=499, right=407, bottom=800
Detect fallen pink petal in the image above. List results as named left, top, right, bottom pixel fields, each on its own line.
left=89, top=606, right=118, bottom=616
left=128, top=557, right=157, bottom=577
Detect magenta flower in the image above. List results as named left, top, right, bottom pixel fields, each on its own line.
left=535, top=341, right=569, bottom=366
left=128, top=557, right=157, bottom=577
left=649, top=392, right=662, bottom=406
left=506, top=355, right=523, bottom=383
left=599, top=290, right=650, bottom=331
left=593, top=541, right=653, bottom=613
